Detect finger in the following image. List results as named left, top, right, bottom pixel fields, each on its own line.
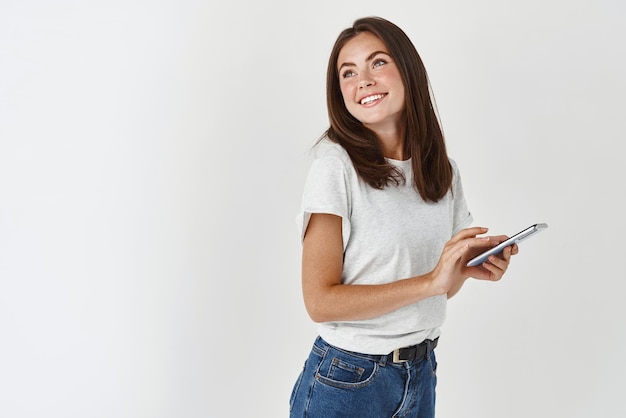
left=469, top=263, right=502, bottom=281
left=485, top=235, right=509, bottom=246
left=501, top=246, right=512, bottom=262
left=443, top=235, right=497, bottom=271
left=486, top=255, right=507, bottom=271
left=442, top=241, right=477, bottom=265
left=445, top=234, right=492, bottom=257
left=450, top=227, right=489, bottom=244
left=480, top=261, right=504, bottom=281
left=487, top=246, right=511, bottom=268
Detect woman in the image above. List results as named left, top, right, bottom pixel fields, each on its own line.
left=289, top=16, right=518, bottom=418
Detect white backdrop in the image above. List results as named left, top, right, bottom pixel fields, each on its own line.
left=1, top=1, right=624, bottom=417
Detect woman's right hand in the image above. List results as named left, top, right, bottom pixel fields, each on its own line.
left=428, top=227, right=505, bottom=297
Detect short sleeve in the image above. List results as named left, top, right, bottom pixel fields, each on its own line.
left=296, top=152, right=352, bottom=250
left=450, top=159, right=473, bottom=234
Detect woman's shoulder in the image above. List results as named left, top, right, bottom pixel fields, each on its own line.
left=448, top=157, right=463, bottom=177
left=447, top=157, right=467, bottom=190
left=314, top=139, right=350, bottom=161
left=311, top=140, right=354, bottom=171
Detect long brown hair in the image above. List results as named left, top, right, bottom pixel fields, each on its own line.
left=323, top=16, right=452, bottom=202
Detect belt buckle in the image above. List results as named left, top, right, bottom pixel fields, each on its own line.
left=392, top=349, right=408, bottom=363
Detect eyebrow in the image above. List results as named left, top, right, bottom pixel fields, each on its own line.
left=338, top=50, right=390, bottom=71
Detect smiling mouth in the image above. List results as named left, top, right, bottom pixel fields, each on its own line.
left=360, top=93, right=386, bottom=105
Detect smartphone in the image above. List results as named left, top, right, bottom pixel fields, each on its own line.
left=465, top=223, right=548, bottom=267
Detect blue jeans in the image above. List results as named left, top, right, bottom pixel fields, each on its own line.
left=290, top=336, right=437, bottom=418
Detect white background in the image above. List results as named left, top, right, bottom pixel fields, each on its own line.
left=1, top=1, right=624, bottom=417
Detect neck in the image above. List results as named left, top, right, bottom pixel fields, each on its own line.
left=376, top=129, right=405, bottom=160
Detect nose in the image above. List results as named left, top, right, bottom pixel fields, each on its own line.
left=358, top=77, right=375, bottom=89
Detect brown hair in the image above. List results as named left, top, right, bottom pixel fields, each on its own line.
left=322, top=16, right=452, bottom=202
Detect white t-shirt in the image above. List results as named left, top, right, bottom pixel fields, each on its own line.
left=297, top=141, right=473, bottom=354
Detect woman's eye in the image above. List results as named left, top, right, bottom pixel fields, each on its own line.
left=373, top=59, right=387, bottom=68
left=342, top=70, right=356, bottom=78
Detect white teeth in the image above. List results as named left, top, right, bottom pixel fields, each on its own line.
left=360, top=94, right=384, bottom=105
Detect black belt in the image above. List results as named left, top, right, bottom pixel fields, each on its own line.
left=387, top=338, right=438, bottom=363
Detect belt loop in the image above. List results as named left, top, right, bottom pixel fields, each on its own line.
left=379, top=354, right=388, bottom=367
left=428, top=337, right=439, bottom=354
left=426, top=339, right=433, bottom=354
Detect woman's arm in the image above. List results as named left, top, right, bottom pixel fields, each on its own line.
left=302, top=213, right=439, bottom=322
left=301, top=213, right=510, bottom=323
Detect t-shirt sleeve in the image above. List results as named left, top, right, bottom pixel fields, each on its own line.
left=296, top=154, right=352, bottom=250
left=450, top=159, right=473, bottom=234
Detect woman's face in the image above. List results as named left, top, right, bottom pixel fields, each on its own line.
left=337, top=31, right=405, bottom=135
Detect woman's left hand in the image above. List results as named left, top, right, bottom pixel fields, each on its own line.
left=467, top=240, right=519, bottom=282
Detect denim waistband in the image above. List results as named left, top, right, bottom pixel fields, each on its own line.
left=314, top=336, right=438, bottom=365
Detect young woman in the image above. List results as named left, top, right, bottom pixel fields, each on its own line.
left=289, top=16, right=518, bottom=418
